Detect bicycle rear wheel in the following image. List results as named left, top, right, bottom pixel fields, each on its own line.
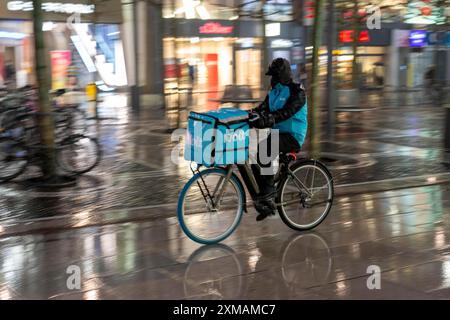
left=56, top=134, right=101, bottom=174
left=0, top=138, right=28, bottom=182
left=277, top=160, right=333, bottom=231
left=178, top=168, right=244, bottom=244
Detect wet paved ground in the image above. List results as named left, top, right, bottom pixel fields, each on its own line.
left=0, top=90, right=450, bottom=299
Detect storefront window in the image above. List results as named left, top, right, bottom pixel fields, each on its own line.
left=334, top=46, right=386, bottom=89
left=163, top=36, right=262, bottom=92
left=162, top=0, right=293, bottom=21
left=0, top=20, right=34, bottom=88
left=0, top=19, right=126, bottom=90
left=336, top=0, right=408, bottom=24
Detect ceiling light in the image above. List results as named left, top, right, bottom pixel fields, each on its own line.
left=183, top=0, right=196, bottom=19
left=42, top=21, right=55, bottom=31
left=174, top=7, right=185, bottom=15
left=0, top=30, right=26, bottom=39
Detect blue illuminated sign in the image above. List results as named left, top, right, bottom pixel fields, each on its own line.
left=409, top=30, right=427, bottom=47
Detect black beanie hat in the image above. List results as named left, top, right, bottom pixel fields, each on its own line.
left=265, top=58, right=293, bottom=84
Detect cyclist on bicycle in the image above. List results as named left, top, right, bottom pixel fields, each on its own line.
left=249, top=58, right=308, bottom=221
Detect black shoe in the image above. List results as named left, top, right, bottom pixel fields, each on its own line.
left=256, top=210, right=276, bottom=221
left=254, top=198, right=276, bottom=221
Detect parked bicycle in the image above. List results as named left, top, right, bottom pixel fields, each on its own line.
left=177, top=108, right=334, bottom=244
left=0, top=87, right=87, bottom=141
left=0, top=87, right=100, bottom=183
left=0, top=125, right=100, bottom=183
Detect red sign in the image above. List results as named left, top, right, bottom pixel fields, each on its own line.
left=303, top=0, right=315, bottom=26
left=339, top=30, right=370, bottom=43
left=199, top=22, right=233, bottom=34
left=50, top=50, right=71, bottom=90
left=339, top=30, right=353, bottom=43
left=359, top=30, right=370, bottom=42
left=205, top=54, right=218, bottom=89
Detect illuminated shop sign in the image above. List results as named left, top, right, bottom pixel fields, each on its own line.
left=271, top=39, right=293, bottom=48
left=339, top=30, right=370, bottom=43
left=0, top=30, right=27, bottom=40
left=303, top=0, right=315, bottom=26
left=7, top=1, right=95, bottom=14
left=199, top=22, right=233, bottom=34
left=265, top=23, right=280, bottom=37
left=409, top=30, right=427, bottom=47
left=236, top=38, right=254, bottom=48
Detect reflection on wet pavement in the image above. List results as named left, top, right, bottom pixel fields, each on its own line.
left=0, top=92, right=449, bottom=299
left=1, top=181, right=450, bottom=299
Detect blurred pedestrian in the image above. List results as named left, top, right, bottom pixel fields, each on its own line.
left=188, top=64, right=195, bottom=86
left=4, top=60, right=16, bottom=90
left=424, top=65, right=442, bottom=105
left=424, top=65, right=436, bottom=89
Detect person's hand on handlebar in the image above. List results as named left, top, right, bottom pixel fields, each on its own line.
left=248, top=110, right=274, bottom=129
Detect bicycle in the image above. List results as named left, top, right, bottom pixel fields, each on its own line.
left=0, top=112, right=100, bottom=183
left=0, top=87, right=87, bottom=141
left=177, top=109, right=334, bottom=244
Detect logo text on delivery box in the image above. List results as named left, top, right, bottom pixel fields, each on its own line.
left=189, top=128, right=247, bottom=148
left=224, top=130, right=246, bottom=143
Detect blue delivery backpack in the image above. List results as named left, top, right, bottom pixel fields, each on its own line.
left=185, top=108, right=249, bottom=167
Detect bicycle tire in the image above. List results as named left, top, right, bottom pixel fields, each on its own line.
left=177, top=168, right=245, bottom=244
left=277, top=159, right=334, bottom=231
left=56, top=134, right=101, bottom=174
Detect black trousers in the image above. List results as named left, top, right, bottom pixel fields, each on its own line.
left=252, top=132, right=300, bottom=198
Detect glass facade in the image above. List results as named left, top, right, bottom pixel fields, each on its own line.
left=162, top=0, right=294, bottom=21
left=336, top=0, right=408, bottom=25
left=0, top=19, right=126, bottom=90
left=163, top=36, right=263, bottom=92
left=163, top=0, right=238, bottom=20
left=0, top=20, right=34, bottom=88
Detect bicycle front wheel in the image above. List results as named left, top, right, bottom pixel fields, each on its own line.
left=178, top=168, right=245, bottom=244
left=277, top=160, right=333, bottom=231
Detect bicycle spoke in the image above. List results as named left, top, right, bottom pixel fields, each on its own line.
left=180, top=170, right=243, bottom=244
left=279, top=162, right=333, bottom=230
